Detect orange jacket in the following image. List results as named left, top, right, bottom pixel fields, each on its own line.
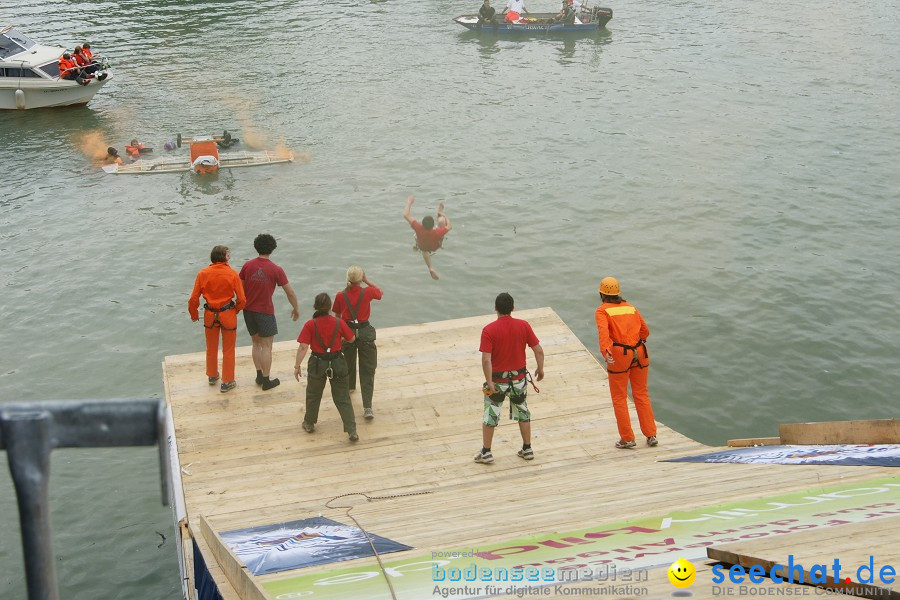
left=83, top=48, right=93, bottom=61
left=58, top=57, right=77, bottom=76
left=74, top=52, right=89, bottom=66
left=594, top=300, right=650, bottom=357
left=188, top=262, right=246, bottom=320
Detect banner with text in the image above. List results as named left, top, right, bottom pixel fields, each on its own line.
left=263, top=475, right=900, bottom=599
left=664, top=444, right=900, bottom=467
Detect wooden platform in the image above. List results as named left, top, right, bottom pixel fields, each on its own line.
left=163, top=308, right=900, bottom=599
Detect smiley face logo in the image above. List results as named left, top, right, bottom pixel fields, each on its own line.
left=668, top=558, right=696, bottom=588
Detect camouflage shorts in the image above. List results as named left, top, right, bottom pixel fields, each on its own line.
left=482, top=377, right=530, bottom=426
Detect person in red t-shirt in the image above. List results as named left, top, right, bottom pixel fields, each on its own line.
left=188, top=245, right=247, bottom=392
left=239, top=234, right=300, bottom=391
left=332, top=265, right=382, bottom=419
left=294, top=293, right=358, bottom=442
left=475, top=292, right=545, bottom=464
left=403, top=195, right=452, bottom=280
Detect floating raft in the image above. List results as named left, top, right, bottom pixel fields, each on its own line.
left=162, top=308, right=900, bottom=599
left=103, top=150, right=292, bottom=174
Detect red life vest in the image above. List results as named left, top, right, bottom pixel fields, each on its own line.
left=125, top=145, right=142, bottom=159
left=58, top=57, right=77, bottom=76
left=74, top=52, right=89, bottom=67
left=83, top=48, right=93, bottom=61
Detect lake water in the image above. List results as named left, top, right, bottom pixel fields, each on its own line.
left=1, top=0, right=898, bottom=597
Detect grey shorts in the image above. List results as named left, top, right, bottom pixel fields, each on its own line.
left=243, top=310, right=277, bottom=337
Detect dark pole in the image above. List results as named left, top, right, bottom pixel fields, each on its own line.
left=2, top=410, right=59, bottom=600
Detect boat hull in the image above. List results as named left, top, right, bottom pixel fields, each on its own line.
left=454, top=9, right=612, bottom=33
left=0, top=75, right=112, bottom=110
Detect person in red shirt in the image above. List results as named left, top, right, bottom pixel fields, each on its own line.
left=294, top=293, right=358, bottom=442
left=594, top=276, right=657, bottom=449
left=403, top=195, right=452, bottom=280
left=239, top=234, right=300, bottom=391
left=332, top=266, right=382, bottom=419
left=188, top=245, right=247, bottom=392
left=476, top=292, right=545, bottom=464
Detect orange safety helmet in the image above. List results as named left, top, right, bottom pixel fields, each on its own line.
left=598, top=276, right=620, bottom=295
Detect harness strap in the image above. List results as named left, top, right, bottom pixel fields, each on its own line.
left=312, top=317, right=341, bottom=355
left=203, top=300, right=237, bottom=331
left=342, top=290, right=366, bottom=326
left=609, top=339, right=648, bottom=372
left=311, top=317, right=341, bottom=380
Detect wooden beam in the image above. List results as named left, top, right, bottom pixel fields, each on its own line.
left=727, top=437, right=781, bottom=447
left=707, top=517, right=900, bottom=600
left=780, top=419, right=900, bottom=445
left=197, top=515, right=270, bottom=600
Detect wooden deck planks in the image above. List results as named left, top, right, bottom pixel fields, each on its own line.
left=164, top=307, right=899, bottom=599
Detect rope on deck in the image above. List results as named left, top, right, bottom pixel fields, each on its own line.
left=325, top=490, right=433, bottom=600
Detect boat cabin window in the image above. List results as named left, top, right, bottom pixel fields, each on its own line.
left=0, top=28, right=37, bottom=59
left=0, top=67, right=41, bottom=78
left=39, top=62, right=60, bottom=78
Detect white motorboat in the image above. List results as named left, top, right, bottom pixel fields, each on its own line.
left=0, top=25, right=112, bottom=110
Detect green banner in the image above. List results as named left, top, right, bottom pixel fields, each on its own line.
left=263, top=475, right=900, bottom=599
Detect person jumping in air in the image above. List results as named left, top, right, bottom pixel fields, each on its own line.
left=403, top=195, right=451, bottom=280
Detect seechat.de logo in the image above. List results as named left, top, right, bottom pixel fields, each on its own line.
left=668, top=558, right=697, bottom=588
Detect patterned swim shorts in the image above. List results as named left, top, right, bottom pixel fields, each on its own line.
left=482, top=376, right=530, bottom=426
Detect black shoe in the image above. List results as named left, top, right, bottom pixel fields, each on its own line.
left=349, top=432, right=359, bottom=442
left=262, top=378, right=280, bottom=391
left=255, top=372, right=264, bottom=385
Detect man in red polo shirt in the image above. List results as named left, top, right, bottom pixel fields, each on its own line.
left=239, top=234, right=300, bottom=391
left=403, top=195, right=451, bottom=280
left=476, top=292, right=545, bottom=464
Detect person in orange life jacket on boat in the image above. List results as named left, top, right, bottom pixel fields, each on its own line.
left=294, top=293, right=359, bottom=443
left=80, top=42, right=107, bottom=79
left=403, top=195, right=451, bottom=280
left=188, top=245, right=247, bottom=393
left=332, top=266, right=382, bottom=419
left=58, top=52, right=88, bottom=85
left=594, top=277, right=658, bottom=450
left=501, top=0, right=528, bottom=22
left=475, top=292, right=545, bottom=464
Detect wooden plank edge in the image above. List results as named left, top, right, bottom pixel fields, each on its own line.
left=707, top=547, right=900, bottom=600
left=198, top=514, right=272, bottom=600
left=727, top=437, right=781, bottom=447
left=780, top=419, right=900, bottom=445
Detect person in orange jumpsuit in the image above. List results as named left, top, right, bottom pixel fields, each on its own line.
left=188, top=245, right=247, bottom=392
left=594, top=276, right=658, bottom=449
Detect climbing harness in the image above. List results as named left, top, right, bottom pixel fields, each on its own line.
left=202, top=300, right=236, bottom=330
left=608, top=339, right=649, bottom=374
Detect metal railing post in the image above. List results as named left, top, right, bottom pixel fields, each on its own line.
left=2, top=410, right=59, bottom=600
left=1, top=398, right=169, bottom=600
